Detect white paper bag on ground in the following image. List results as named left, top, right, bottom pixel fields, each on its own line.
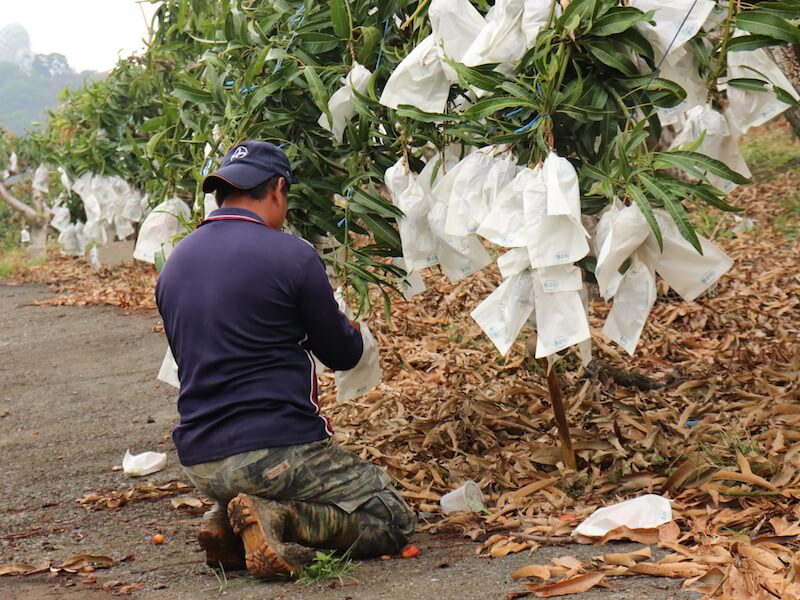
left=444, top=149, right=496, bottom=236
left=524, top=165, right=590, bottom=268
left=133, top=198, right=191, bottom=264
left=123, top=450, right=167, bottom=477
left=595, top=203, right=651, bottom=299
left=630, top=0, right=715, bottom=60
left=379, top=35, right=450, bottom=113
left=726, top=31, right=800, bottom=134
left=470, top=270, right=535, bottom=356
left=640, top=210, right=733, bottom=301
left=573, top=494, right=672, bottom=537
left=158, top=345, right=180, bottom=389
left=602, top=258, right=657, bottom=355
left=497, top=247, right=531, bottom=279
left=463, top=0, right=527, bottom=66
left=478, top=167, right=537, bottom=247
left=532, top=270, right=590, bottom=358
left=670, top=104, right=751, bottom=193
left=318, top=63, right=372, bottom=144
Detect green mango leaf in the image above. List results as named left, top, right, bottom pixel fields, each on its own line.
left=653, top=151, right=750, bottom=185
left=331, top=0, right=353, bottom=40
left=626, top=183, right=663, bottom=252
left=463, top=97, right=536, bottom=120
left=303, top=66, right=332, bottom=127
left=585, top=40, right=638, bottom=76
left=727, top=77, right=771, bottom=93
left=640, top=173, right=702, bottom=253
left=589, top=7, right=652, bottom=36
left=726, top=33, right=782, bottom=52
left=736, top=11, right=800, bottom=44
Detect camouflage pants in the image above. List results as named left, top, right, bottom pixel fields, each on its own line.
left=183, top=438, right=416, bottom=557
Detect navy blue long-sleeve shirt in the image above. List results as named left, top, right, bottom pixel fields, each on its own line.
left=155, top=207, right=363, bottom=466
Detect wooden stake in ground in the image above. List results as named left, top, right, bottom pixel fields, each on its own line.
left=542, top=359, right=577, bottom=470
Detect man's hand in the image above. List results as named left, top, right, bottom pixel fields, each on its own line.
left=349, top=319, right=361, bottom=333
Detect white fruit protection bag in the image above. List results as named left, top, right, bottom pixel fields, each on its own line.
left=334, top=292, right=383, bottom=402
left=630, top=0, right=715, bottom=60
left=594, top=202, right=651, bottom=299
left=462, top=0, right=527, bottom=66
left=532, top=269, right=591, bottom=358
left=318, top=63, right=372, bottom=144
left=602, top=257, right=657, bottom=356
left=444, top=149, right=496, bottom=236
left=640, top=210, right=733, bottom=302
left=524, top=156, right=590, bottom=268
left=470, top=270, right=535, bottom=356
left=477, top=167, right=537, bottom=247
left=670, top=104, right=751, bottom=193
left=379, top=35, right=450, bottom=113
left=133, top=198, right=192, bottom=264
left=726, top=31, right=800, bottom=135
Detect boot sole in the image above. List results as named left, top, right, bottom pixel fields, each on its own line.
left=197, top=528, right=246, bottom=571
left=227, top=494, right=299, bottom=580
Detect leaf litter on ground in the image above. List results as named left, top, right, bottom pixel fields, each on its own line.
left=4, top=121, right=800, bottom=597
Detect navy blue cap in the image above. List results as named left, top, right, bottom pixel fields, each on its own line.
left=202, top=141, right=292, bottom=193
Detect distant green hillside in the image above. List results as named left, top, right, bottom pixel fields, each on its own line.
left=0, top=55, right=99, bottom=136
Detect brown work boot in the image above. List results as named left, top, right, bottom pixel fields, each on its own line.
left=197, top=503, right=246, bottom=571
left=227, top=494, right=300, bottom=580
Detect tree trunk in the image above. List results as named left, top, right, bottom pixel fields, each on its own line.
left=28, top=221, right=48, bottom=260
left=770, top=44, right=800, bottom=136
left=0, top=180, right=50, bottom=259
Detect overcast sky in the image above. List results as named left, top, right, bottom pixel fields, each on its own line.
left=1, top=1, right=159, bottom=72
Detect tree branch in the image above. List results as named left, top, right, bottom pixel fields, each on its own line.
left=0, top=182, right=40, bottom=220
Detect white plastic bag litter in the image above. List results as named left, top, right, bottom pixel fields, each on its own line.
left=602, top=257, right=657, bottom=356
left=478, top=167, right=537, bottom=247
left=122, top=449, right=167, bottom=477
left=444, top=149, right=496, bottom=236
left=470, top=270, right=535, bottom=356
left=630, top=0, right=715, bottom=59
left=318, top=63, right=372, bottom=144
left=726, top=31, right=800, bottom=135
left=670, top=104, right=751, bottom=193
left=379, top=35, right=450, bottom=113
left=334, top=292, right=383, bottom=402
left=594, top=202, right=651, bottom=299
left=524, top=161, right=590, bottom=268
left=573, top=494, right=672, bottom=538
left=497, top=247, right=531, bottom=279
left=463, top=0, right=527, bottom=67
left=640, top=210, right=733, bottom=302
left=532, top=269, right=590, bottom=358
left=133, top=198, right=191, bottom=264
left=158, top=345, right=180, bottom=389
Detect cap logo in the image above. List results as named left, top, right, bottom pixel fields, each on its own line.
left=230, top=146, right=249, bottom=161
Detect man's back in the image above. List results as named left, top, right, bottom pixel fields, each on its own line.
left=156, top=207, right=363, bottom=466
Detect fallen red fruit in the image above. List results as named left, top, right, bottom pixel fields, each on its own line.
left=401, top=545, right=420, bottom=558
left=151, top=534, right=165, bottom=545
left=380, top=555, right=392, bottom=561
